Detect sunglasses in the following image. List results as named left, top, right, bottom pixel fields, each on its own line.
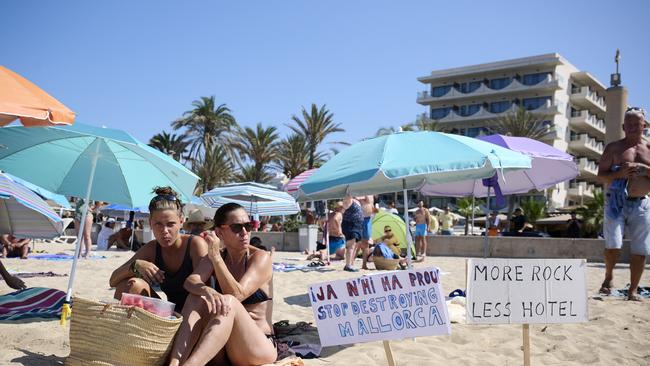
left=384, top=229, right=392, bottom=233
left=150, top=194, right=180, bottom=204
left=222, top=222, right=253, bottom=234
left=626, top=107, right=647, bottom=116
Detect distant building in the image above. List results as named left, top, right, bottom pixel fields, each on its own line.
left=416, top=53, right=607, bottom=209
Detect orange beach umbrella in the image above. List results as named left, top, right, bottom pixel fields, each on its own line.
left=0, top=66, right=75, bottom=127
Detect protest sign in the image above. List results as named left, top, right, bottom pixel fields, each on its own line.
left=309, top=267, right=451, bottom=347
left=466, top=258, right=588, bottom=324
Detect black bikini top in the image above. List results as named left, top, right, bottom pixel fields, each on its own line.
left=212, top=251, right=271, bottom=305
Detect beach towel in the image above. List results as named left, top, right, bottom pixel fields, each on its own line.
left=273, top=321, right=322, bottom=359
left=0, top=287, right=65, bottom=321
left=273, top=263, right=334, bottom=273
left=30, top=253, right=107, bottom=261
left=3, top=271, right=67, bottom=279
left=597, top=286, right=650, bottom=299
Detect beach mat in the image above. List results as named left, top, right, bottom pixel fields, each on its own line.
left=0, top=287, right=65, bottom=321
left=30, top=253, right=106, bottom=261
left=273, top=263, right=335, bottom=273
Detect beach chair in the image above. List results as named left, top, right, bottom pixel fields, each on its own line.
left=44, top=218, right=77, bottom=245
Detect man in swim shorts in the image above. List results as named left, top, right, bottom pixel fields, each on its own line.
left=598, top=107, right=650, bottom=301
left=414, top=201, right=429, bottom=260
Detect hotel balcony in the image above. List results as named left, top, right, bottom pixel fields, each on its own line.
left=569, top=133, right=604, bottom=160
left=568, top=181, right=595, bottom=200
left=577, top=157, right=599, bottom=180
left=416, top=74, right=564, bottom=105
left=419, top=100, right=564, bottom=128
left=569, top=86, right=606, bottom=114
left=569, top=110, right=606, bottom=138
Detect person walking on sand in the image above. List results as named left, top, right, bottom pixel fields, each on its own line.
left=358, top=195, right=375, bottom=269
left=598, top=107, right=650, bottom=301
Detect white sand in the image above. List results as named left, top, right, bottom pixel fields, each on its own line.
left=1, top=242, right=649, bottom=365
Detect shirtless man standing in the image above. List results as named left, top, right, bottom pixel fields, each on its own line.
left=414, top=201, right=429, bottom=260
left=358, top=195, right=375, bottom=270
left=598, top=108, right=650, bottom=301
left=327, top=201, right=346, bottom=260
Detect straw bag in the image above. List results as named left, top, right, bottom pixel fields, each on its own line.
left=66, top=296, right=182, bottom=366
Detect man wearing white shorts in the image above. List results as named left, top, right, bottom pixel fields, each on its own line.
left=598, top=107, right=650, bottom=301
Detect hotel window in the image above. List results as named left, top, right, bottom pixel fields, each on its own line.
left=522, top=96, right=552, bottom=110
left=456, top=81, right=481, bottom=94
left=431, top=85, right=452, bottom=97
left=489, top=101, right=511, bottom=113
left=522, top=72, right=551, bottom=86
left=458, top=104, right=481, bottom=116
left=466, top=127, right=489, bottom=137
left=489, top=77, right=511, bottom=90
left=430, top=107, right=451, bottom=119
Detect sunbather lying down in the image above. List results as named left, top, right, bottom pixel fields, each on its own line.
left=305, top=240, right=345, bottom=262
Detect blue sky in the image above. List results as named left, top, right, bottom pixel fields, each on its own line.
left=3, top=1, right=649, bottom=150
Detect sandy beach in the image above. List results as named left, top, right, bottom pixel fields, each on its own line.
left=1, top=242, right=649, bottom=366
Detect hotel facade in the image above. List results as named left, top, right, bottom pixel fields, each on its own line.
left=416, top=53, right=607, bottom=209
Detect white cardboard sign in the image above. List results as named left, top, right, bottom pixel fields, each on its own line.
left=308, top=267, right=451, bottom=346
left=466, top=258, right=588, bottom=324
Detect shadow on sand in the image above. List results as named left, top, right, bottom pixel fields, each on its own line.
left=11, top=349, right=64, bottom=366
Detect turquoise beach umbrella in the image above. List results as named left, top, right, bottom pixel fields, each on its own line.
left=299, top=131, right=532, bottom=200
left=0, top=122, right=199, bottom=321
left=298, top=131, right=532, bottom=267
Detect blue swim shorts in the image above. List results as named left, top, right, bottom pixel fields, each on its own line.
left=415, top=223, right=427, bottom=237
left=362, top=217, right=372, bottom=240
left=328, top=236, right=346, bottom=255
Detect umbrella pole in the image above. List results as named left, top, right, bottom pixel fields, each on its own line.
left=483, top=187, right=491, bottom=259
left=471, top=196, right=475, bottom=235
left=403, top=180, right=413, bottom=269
left=323, top=200, right=330, bottom=264
left=62, top=140, right=101, bottom=325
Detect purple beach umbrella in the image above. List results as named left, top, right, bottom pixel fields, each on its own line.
left=420, top=134, right=578, bottom=198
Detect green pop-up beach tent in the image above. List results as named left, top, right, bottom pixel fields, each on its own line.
left=371, top=210, right=415, bottom=258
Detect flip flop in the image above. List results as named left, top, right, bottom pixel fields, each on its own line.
left=627, top=294, right=643, bottom=302
left=308, top=260, right=325, bottom=267
left=599, top=281, right=612, bottom=295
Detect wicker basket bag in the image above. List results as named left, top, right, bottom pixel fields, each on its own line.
left=66, top=296, right=182, bottom=366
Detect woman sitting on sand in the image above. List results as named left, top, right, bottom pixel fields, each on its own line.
left=169, top=202, right=276, bottom=366
left=109, top=187, right=208, bottom=312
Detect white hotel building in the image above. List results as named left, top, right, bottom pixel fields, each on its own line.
left=416, top=53, right=607, bottom=209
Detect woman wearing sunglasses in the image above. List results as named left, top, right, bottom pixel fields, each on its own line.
left=169, top=202, right=275, bottom=366
left=109, top=187, right=208, bottom=313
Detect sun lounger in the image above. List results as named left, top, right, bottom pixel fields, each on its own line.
left=44, top=218, right=77, bottom=245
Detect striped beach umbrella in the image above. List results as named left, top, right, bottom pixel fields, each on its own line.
left=201, top=182, right=299, bottom=216
left=283, top=169, right=317, bottom=197
left=0, top=173, right=63, bottom=239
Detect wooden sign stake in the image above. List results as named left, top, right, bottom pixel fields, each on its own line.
left=522, top=324, right=531, bottom=366
left=383, top=340, right=396, bottom=366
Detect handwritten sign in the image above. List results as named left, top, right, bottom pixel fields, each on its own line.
left=308, top=267, right=451, bottom=347
left=466, top=258, right=588, bottom=324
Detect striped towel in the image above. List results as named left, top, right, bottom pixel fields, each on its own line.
left=0, top=287, right=66, bottom=321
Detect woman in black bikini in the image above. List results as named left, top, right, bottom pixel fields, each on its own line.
left=109, top=187, right=208, bottom=312
left=169, top=202, right=276, bottom=366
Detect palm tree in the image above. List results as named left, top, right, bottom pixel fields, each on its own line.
left=488, top=106, right=553, bottom=139
left=374, top=124, right=414, bottom=137
left=275, top=134, right=309, bottom=178
left=577, top=191, right=604, bottom=237
left=148, top=131, right=190, bottom=162
left=192, top=145, right=234, bottom=194
left=234, top=164, right=273, bottom=183
left=374, top=118, right=447, bottom=137
left=231, top=123, right=279, bottom=183
left=172, top=96, right=236, bottom=161
left=456, top=197, right=483, bottom=235
left=288, top=103, right=345, bottom=169
left=519, top=197, right=547, bottom=228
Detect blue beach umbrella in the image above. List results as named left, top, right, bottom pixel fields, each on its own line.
left=201, top=182, right=299, bottom=216
left=0, top=122, right=199, bottom=321
left=298, top=131, right=532, bottom=266
left=0, top=173, right=63, bottom=239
